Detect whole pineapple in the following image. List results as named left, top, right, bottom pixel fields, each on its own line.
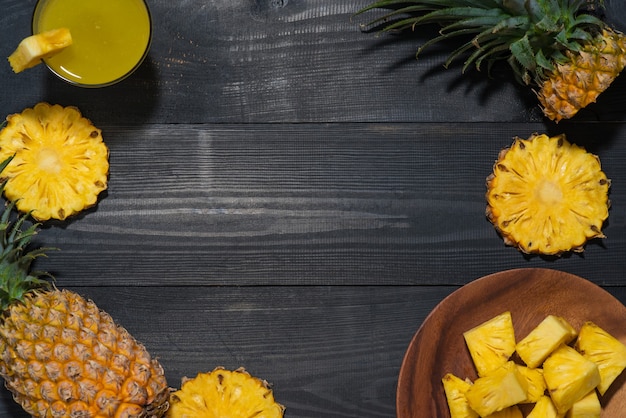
left=0, top=157, right=169, bottom=417
left=356, top=0, right=626, bottom=122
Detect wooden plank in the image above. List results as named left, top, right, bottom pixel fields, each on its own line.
left=25, top=122, right=626, bottom=287
left=0, top=285, right=454, bottom=417
left=8, top=0, right=626, bottom=124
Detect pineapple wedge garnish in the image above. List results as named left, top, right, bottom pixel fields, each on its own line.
left=465, top=361, right=528, bottom=417
left=575, top=321, right=626, bottom=395
left=543, top=345, right=601, bottom=415
left=565, top=390, right=601, bottom=418
left=516, top=315, right=577, bottom=368
left=515, top=365, right=546, bottom=403
left=463, top=311, right=516, bottom=377
left=8, top=28, right=72, bottom=73
left=442, top=374, right=479, bottom=418
left=527, top=395, right=563, bottom=418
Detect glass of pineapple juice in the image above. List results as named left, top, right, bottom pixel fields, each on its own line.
left=32, top=0, right=152, bottom=87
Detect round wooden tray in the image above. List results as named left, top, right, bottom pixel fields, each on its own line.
left=396, top=268, right=626, bottom=417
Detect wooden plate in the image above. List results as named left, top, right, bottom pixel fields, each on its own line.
left=396, top=268, right=626, bottom=417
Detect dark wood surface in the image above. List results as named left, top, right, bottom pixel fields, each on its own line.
left=2, top=1, right=626, bottom=417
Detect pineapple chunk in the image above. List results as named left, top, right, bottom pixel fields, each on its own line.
left=484, top=405, right=523, bottom=418
left=442, top=373, right=479, bottom=418
left=515, top=365, right=546, bottom=403
left=543, top=345, right=601, bottom=414
left=527, top=395, right=563, bottom=418
left=565, top=390, right=601, bottom=418
left=516, top=315, right=577, bottom=368
left=575, top=321, right=626, bottom=395
left=465, top=361, right=528, bottom=417
left=8, top=28, right=72, bottom=73
left=463, top=311, right=516, bottom=376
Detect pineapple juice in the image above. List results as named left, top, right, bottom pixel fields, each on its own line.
left=32, top=0, right=151, bottom=87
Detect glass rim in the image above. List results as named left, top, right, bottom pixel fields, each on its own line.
left=31, top=0, right=153, bottom=88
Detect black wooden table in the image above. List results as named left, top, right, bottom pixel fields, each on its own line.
left=2, top=1, right=626, bottom=417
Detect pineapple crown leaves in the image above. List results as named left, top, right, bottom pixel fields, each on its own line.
left=355, top=0, right=609, bottom=85
left=0, top=156, right=53, bottom=313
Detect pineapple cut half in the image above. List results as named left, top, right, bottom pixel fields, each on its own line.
left=167, top=367, right=285, bottom=418
left=516, top=315, right=577, bottom=369
left=486, top=133, right=610, bottom=255
left=0, top=102, right=109, bottom=221
left=8, top=28, right=72, bottom=73
left=575, top=321, right=626, bottom=395
left=463, top=311, right=516, bottom=377
left=543, top=345, right=601, bottom=415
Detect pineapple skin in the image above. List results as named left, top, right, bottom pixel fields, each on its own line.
left=167, top=367, right=285, bottom=418
left=538, top=29, right=626, bottom=122
left=0, top=289, right=170, bottom=418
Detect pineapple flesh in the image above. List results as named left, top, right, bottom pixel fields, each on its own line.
left=515, top=365, right=545, bottom=404
left=575, top=321, right=626, bottom=395
left=0, top=102, right=109, bottom=221
left=516, top=315, right=577, bottom=368
left=543, top=345, right=601, bottom=415
left=565, top=390, right=601, bottom=418
left=465, top=361, right=528, bottom=417
left=463, top=311, right=516, bottom=377
left=486, top=133, right=610, bottom=255
left=8, top=28, right=72, bottom=73
left=167, top=367, right=285, bottom=418
left=0, top=157, right=170, bottom=417
left=527, top=395, right=563, bottom=418
left=442, top=373, right=479, bottom=418
left=355, top=0, right=626, bottom=121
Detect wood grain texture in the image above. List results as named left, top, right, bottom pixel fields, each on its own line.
left=0, top=285, right=453, bottom=417
left=24, top=122, right=626, bottom=287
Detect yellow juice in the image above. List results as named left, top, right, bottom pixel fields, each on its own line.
left=33, top=0, right=152, bottom=86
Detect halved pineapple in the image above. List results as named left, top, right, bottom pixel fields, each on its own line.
left=0, top=103, right=109, bottom=221
left=465, top=361, right=528, bottom=417
left=442, top=373, right=479, bottom=418
left=575, top=321, right=626, bottom=395
left=543, top=345, right=601, bottom=415
left=527, top=395, right=561, bottom=418
left=463, top=311, right=516, bottom=377
left=565, top=390, right=601, bottom=418
left=516, top=315, right=577, bottom=368
left=8, top=28, right=72, bottom=73
left=166, top=367, right=285, bottom=418
left=486, top=133, right=610, bottom=255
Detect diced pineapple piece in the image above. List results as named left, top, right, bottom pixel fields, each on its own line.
left=442, top=373, right=479, bottom=418
left=463, top=311, right=516, bottom=376
left=516, top=365, right=546, bottom=403
left=465, top=361, right=528, bottom=417
left=565, top=390, right=601, bottom=418
left=527, top=395, right=563, bottom=418
left=575, top=321, right=626, bottom=395
left=484, top=405, right=523, bottom=418
left=516, top=315, right=577, bottom=368
left=8, top=28, right=72, bottom=73
left=543, top=345, right=601, bottom=414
